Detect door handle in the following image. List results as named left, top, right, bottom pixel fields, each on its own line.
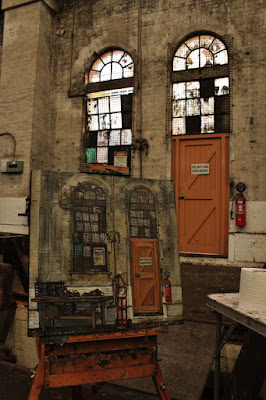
left=179, top=195, right=185, bottom=199
left=135, top=273, right=141, bottom=278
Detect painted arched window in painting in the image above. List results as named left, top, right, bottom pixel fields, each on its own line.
left=71, top=182, right=108, bottom=274
left=172, top=34, right=230, bottom=135
left=129, top=187, right=157, bottom=239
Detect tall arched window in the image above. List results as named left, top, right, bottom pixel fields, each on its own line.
left=83, top=49, right=134, bottom=175
left=129, top=187, right=157, bottom=239
left=172, top=34, right=229, bottom=135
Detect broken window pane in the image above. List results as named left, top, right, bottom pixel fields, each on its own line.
left=173, top=99, right=186, bottom=117
left=120, top=53, right=133, bottom=67
left=112, top=63, right=123, bottom=80
left=99, top=114, right=110, bottom=130
left=172, top=117, right=186, bottom=135
left=173, top=82, right=186, bottom=100
left=186, top=81, right=200, bottom=98
left=87, top=99, right=98, bottom=115
left=200, top=49, right=213, bottom=68
left=187, top=99, right=200, bottom=116
left=214, top=77, right=230, bottom=96
left=88, top=115, right=99, bottom=131
left=111, top=112, right=122, bottom=129
left=109, top=130, right=121, bottom=146
left=123, top=64, right=134, bottom=78
left=186, top=116, right=201, bottom=134
left=201, top=115, right=215, bottom=133
left=187, top=49, right=200, bottom=69
left=97, top=147, right=108, bottom=163
left=97, top=131, right=109, bottom=147
left=201, top=97, right=214, bottom=115
left=121, top=129, right=132, bottom=145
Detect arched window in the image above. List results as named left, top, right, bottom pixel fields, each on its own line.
left=84, top=49, right=134, bottom=175
left=172, top=34, right=229, bottom=135
left=129, top=187, right=157, bottom=239
left=71, top=182, right=108, bottom=274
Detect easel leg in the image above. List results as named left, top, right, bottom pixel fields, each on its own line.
left=152, top=365, right=171, bottom=400
left=28, top=340, right=45, bottom=400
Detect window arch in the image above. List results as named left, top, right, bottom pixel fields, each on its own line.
left=172, top=34, right=230, bottom=135
left=83, top=49, right=134, bottom=175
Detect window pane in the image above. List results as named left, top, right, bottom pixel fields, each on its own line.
left=187, top=49, right=200, bottom=69
left=175, top=43, right=190, bottom=58
left=214, top=77, right=229, bottom=95
left=172, top=118, right=186, bottom=135
left=112, top=50, right=124, bottom=62
left=99, top=114, right=110, bottom=130
left=86, top=148, right=97, bottom=163
left=92, top=58, right=104, bottom=71
left=88, top=115, right=99, bottom=130
left=186, top=81, right=200, bottom=98
left=98, top=97, right=109, bottom=114
left=214, top=50, right=228, bottom=66
left=100, top=64, right=111, bottom=81
left=173, top=99, right=186, bottom=117
left=209, top=38, right=226, bottom=54
left=120, top=53, right=133, bottom=67
left=97, top=131, right=109, bottom=147
left=201, top=97, right=214, bottom=115
left=187, top=99, right=200, bottom=116
left=97, top=147, right=108, bottom=163
left=112, top=63, right=123, bottom=80
left=87, top=99, right=98, bottom=115
left=101, top=51, right=112, bottom=64
left=121, top=129, right=132, bottom=145
left=89, top=70, right=100, bottom=83
left=109, top=130, right=121, bottom=146
left=200, top=35, right=215, bottom=49
left=110, top=95, right=121, bottom=112
left=173, top=82, right=186, bottom=100
left=111, top=112, right=122, bottom=129
left=200, top=48, right=213, bottom=68
left=201, top=115, right=215, bottom=133
left=123, top=64, right=134, bottom=77
left=185, top=36, right=200, bottom=51
left=173, top=57, right=186, bottom=71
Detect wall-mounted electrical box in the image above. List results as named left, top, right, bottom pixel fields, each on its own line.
left=2, top=161, right=24, bottom=173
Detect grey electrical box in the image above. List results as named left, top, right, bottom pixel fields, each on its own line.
left=5, top=161, right=24, bottom=173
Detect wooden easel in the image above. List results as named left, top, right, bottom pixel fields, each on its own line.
left=28, top=327, right=170, bottom=400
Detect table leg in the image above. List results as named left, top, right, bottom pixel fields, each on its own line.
left=28, top=343, right=45, bottom=400
left=214, top=311, right=222, bottom=400
left=101, top=302, right=106, bottom=326
left=91, top=304, right=96, bottom=328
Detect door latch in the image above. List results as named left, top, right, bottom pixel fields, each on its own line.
left=179, top=195, right=185, bottom=199
left=135, top=273, right=141, bottom=278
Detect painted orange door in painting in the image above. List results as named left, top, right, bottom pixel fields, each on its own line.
left=172, top=134, right=229, bottom=256
left=131, top=238, right=162, bottom=314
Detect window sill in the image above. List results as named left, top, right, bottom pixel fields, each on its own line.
left=80, top=163, right=130, bottom=176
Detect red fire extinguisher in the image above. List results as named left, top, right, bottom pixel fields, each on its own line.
left=164, top=278, right=172, bottom=302
left=235, top=182, right=247, bottom=227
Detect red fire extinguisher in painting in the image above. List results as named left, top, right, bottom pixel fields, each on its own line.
left=163, top=276, right=172, bottom=302
left=235, top=182, right=247, bottom=227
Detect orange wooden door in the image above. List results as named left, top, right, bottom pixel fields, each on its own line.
left=130, top=238, right=162, bottom=314
left=172, top=134, right=229, bottom=256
